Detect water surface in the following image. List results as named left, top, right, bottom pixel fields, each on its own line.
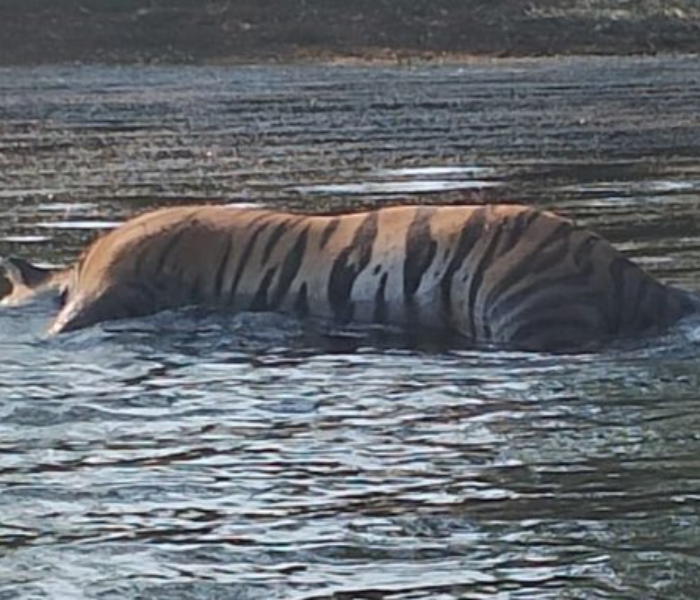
left=1, top=56, right=700, bottom=599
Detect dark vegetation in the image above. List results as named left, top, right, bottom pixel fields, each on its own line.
left=0, top=0, right=699, bottom=65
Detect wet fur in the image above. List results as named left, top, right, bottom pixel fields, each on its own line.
left=2, top=204, right=697, bottom=352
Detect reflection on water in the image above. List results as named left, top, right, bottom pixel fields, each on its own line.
left=294, top=178, right=499, bottom=196
left=35, top=219, right=122, bottom=231
left=295, top=164, right=501, bottom=196
left=1, top=56, right=700, bottom=599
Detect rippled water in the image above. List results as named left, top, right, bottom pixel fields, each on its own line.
left=1, top=56, right=700, bottom=599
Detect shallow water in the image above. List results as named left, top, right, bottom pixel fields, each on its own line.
left=1, top=56, right=700, bottom=599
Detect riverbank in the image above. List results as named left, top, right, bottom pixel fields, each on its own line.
left=0, top=0, right=698, bottom=65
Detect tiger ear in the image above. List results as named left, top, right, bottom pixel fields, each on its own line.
left=0, top=257, right=67, bottom=305
left=2, top=257, right=56, bottom=289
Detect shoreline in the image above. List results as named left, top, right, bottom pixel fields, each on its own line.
left=1, top=1, right=698, bottom=66
left=4, top=50, right=699, bottom=71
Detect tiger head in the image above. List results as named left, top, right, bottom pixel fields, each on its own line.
left=0, top=253, right=142, bottom=335
left=0, top=257, right=71, bottom=308
left=3, top=206, right=207, bottom=335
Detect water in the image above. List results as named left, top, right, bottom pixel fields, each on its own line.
left=1, top=56, right=700, bottom=599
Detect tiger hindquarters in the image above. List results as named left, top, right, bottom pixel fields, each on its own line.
left=474, top=273, right=698, bottom=352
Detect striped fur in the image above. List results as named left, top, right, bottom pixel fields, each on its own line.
left=3, top=204, right=698, bottom=352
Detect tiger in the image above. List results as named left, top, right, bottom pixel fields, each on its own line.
left=1, top=203, right=698, bottom=352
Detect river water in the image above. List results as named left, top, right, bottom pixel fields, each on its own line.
left=1, top=56, right=700, bottom=599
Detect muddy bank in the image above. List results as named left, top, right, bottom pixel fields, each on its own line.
left=0, top=0, right=699, bottom=65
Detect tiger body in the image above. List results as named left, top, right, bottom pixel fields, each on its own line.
left=3, top=203, right=697, bottom=352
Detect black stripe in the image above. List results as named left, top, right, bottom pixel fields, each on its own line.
left=568, top=233, right=607, bottom=327
left=676, top=287, right=700, bottom=317
left=621, top=266, right=674, bottom=333
left=491, top=270, right=591, bottom=327
left=263, top=217, right=296, bottom=263
left=571, top=232, right=599, bottom=272
left=227, top=218, right=273, bottom=304
left=440, top=207, right=488, bottom=322
left=647, top=282, right=667, bottom=329
left=153, top=227, right=189, bottom=274
left=142, top=224, right=191, bottom=281
left=249, top=267, right=277, bottom=311
left=269, top=227, right=309, bottom=309
left=485, top=220, right=573, bottom=320
left=496, top=228, right=598, bottom=325
left=628, top=275, right=651, bottom=331
left=117, top=281, right=161, bottom=316
left=374, top=272, right=388, bottom=323
left=482, top=214, right=569, bottom=308
left=609, top=256, right=626, bottom=332
left=320, top=217, right=340, bottom=249
left=403, top=207, right=437, bottom=299
left=499, top=208, right=541, bottom=256
left=214, top=235, right=235, bottom=300
left=657, top=283, right=693, bottom=326
left=505, top=298, right=601, bottom=350
left=294, top=282, right=310, bottom=318
left=189, top=272, right=204, bottom=304
left=465, top=213, right=510, bottom=337
left=328, top=212, right=378, bottom=323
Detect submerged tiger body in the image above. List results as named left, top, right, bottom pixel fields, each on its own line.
left=2, top=203, right=697, bottom=352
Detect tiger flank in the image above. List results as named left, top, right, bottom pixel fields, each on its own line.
left=2, top=204, right=698, bottom=352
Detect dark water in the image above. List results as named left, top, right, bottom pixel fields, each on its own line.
left=1, top=56, right=700, bottom=599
